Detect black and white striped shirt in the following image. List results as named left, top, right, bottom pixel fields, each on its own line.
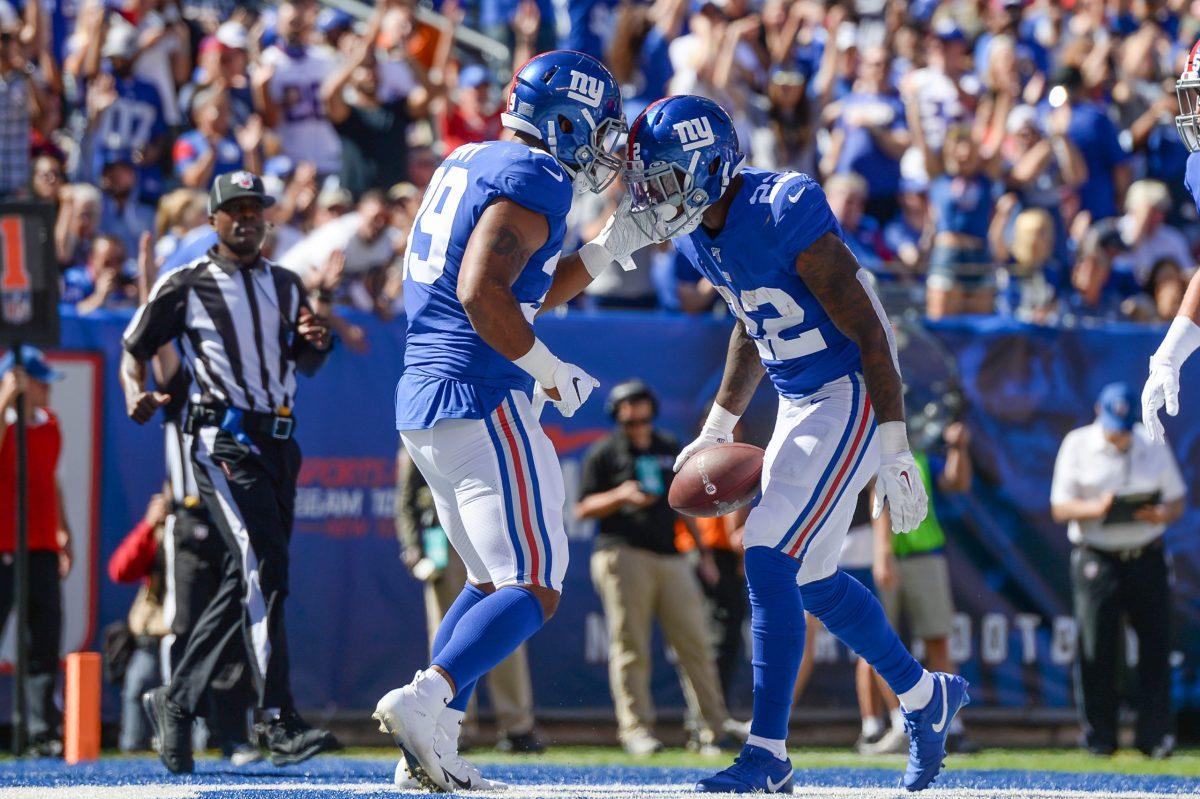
left=123, top=248, right=327, bottom=414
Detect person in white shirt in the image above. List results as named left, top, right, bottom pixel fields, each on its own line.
left=1050, top=382, right=1184, bottom=758
left=254, top=1, right=342, bottom=175
left=279, top=189, right=402, bottom=315
left=1115, top=180, right=1193, bottom=288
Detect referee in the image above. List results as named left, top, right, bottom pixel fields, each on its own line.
left=119, top=171, right=337, bottom=774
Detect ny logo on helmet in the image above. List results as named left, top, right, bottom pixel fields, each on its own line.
left=566, top=70, right=604, bottom=108
left=673, top=117, right=715, bottom=152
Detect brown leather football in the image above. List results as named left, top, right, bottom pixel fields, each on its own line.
left=669, top=442, right=765, bottom=518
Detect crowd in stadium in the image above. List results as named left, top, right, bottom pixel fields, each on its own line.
left=0, top=0, right=1198, bottom=326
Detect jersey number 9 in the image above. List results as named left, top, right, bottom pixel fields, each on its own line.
left=404, top=164, right=470, bottom=284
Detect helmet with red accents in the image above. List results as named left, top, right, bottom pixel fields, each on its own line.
left=502, top=50, right=625, bottom=193
left=624, top=95, right=744, bottom=240
left=1175, top=40, right=1200, bottom=152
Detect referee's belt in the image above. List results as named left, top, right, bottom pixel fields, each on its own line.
left=187, top=404, right=296, bottom=441
left=1078, top=538, right=1163, bottom=563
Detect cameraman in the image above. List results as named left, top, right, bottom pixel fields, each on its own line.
left=577, top=381, right=729, bottom=756
left=1050, top=382, right=1184, bottom=758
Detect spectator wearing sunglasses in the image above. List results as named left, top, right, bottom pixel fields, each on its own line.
left=577, top=380, right=732, bottom=757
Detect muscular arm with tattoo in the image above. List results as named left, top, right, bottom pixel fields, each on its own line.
left=794, top=231, right=926, bottom=532
left=458, top=198, right=548, bottom=361
left=459, top=198, right=599, bottom=415
left=794, top=232, right=904, bottom=423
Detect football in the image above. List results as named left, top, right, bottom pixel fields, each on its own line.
left=669, top=442, right=765, bottom=518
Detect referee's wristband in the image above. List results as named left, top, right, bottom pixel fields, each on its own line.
left=512, top=338, right=560, bottom=387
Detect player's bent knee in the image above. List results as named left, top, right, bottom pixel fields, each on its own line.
left=521, top=584, right=560, bottom=621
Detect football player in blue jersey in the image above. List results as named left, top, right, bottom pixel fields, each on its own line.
left=1143, top=42, right=1200, bottom=441
left=374, top=51, right=654, bottom=793
left=624, top=96, right=969, bottom=793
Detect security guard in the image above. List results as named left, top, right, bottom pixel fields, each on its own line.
left=119, top=171, right=337, bottom=774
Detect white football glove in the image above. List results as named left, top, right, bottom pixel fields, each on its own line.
left=544, top=360, right=599, bottom=418
left=1141, top=316, right=1200, bottom=442
left=673, top=403, right=740, bottom=472
left=578, top=194, right=660, bottom=277
left=1142, top=356, right=1179, bottom=443
left=871, top=422, right=929, bottom=534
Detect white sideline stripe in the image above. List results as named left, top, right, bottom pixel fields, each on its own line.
left=1, top=783, right=1193, bottom=799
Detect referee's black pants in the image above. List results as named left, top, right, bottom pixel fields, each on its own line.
left=165, top=505, right=255, bottom=744
left=1071, top=541, right=1172, bottom=754
left=167, top=425, right=300, bottom=715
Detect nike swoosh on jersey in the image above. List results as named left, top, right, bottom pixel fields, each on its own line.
left=787, top=186, right=808, bottom=203
left=542, top=165, right=565, bottom=182
left=766, top=770, right=793, bottom=793
left=931, top=674, right=949, bottom=733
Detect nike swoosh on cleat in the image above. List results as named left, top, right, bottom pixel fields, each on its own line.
left=443, top=767, right=474, bottom=790
left=766, top=770, right=793, bottom=793
left=542, top=165, right=564, bottom=182
left=931, top=675, right=949, bottom=734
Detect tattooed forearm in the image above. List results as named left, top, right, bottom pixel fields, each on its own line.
left=795, top=232, right=905, bottom=423
left=714, top=320, right=767, bottom=415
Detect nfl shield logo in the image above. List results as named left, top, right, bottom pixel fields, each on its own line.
left=231, top=171, right=255, bottom=189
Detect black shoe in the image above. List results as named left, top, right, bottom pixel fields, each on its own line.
left=26, top=733, right=63, bottom=758
left=1140, top=735, right=1175, bottom=760
left=946, top=732, right=980, bottom=754
left=496, top=729, right=545, bottom=754
left=145, top=687, right=194, bottom=774
left=855, top=728, right=885, bottom=754
left=255, top=709, right=341, bottom=766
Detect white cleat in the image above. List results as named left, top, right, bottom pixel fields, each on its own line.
left=374, top=674, right=450, bottom=792
left=436, top=715, right=507, bottom=792
left=390, top=708, right=509, bottom=792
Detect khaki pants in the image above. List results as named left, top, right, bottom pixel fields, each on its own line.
left=590, top=544, right=728, bottom=744
left=425, top=550, right=535, bottom=736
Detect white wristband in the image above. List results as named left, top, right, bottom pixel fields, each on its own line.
left=703, top=402, right=741, bottom=437
left=577, top=241, right=615, bottom=279
left=1153, top=316, right=1200, bottom=368
left=877, top=420, right=910, bottom=456
left=512, top=338, right=559, bottom=387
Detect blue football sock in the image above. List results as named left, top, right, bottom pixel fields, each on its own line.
left=431, top=583, right=487, bottom=712
left=744, top=546, right=805, bottom=741
left=431, top=586, right=545, bottom=695
left=800, top=570, right=923, bottom=695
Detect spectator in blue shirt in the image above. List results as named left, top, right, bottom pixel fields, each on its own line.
left=173, top=87, right=263, bottom=189
left=820, top=45, right=909, bottom=224
left=1060, top=220, right=1137, bottom=324
left=62, top=234, right=138, bottom=316
left=883, top=161, right=930, bottom=273
left=824, top=172, right=889, bottom=276
left=97, top=161, right=156, bottom=265
left=1053, top=66, right=1131, bottom=222
left=607, top=0, right=684, bottom=124
left=84, top=25, right=169, bottom=202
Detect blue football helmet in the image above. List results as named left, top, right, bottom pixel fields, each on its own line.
left=625, top=95, right=744, bottom=239
left=502, top=50, right=625, bottom=193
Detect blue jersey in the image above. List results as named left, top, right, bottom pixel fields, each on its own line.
left=674, top=169, right=862, bottom=399
left=396, top=141, right=573, bottom=430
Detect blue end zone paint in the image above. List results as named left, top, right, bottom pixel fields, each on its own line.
left=0, top=758, right=1196, bottom=796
